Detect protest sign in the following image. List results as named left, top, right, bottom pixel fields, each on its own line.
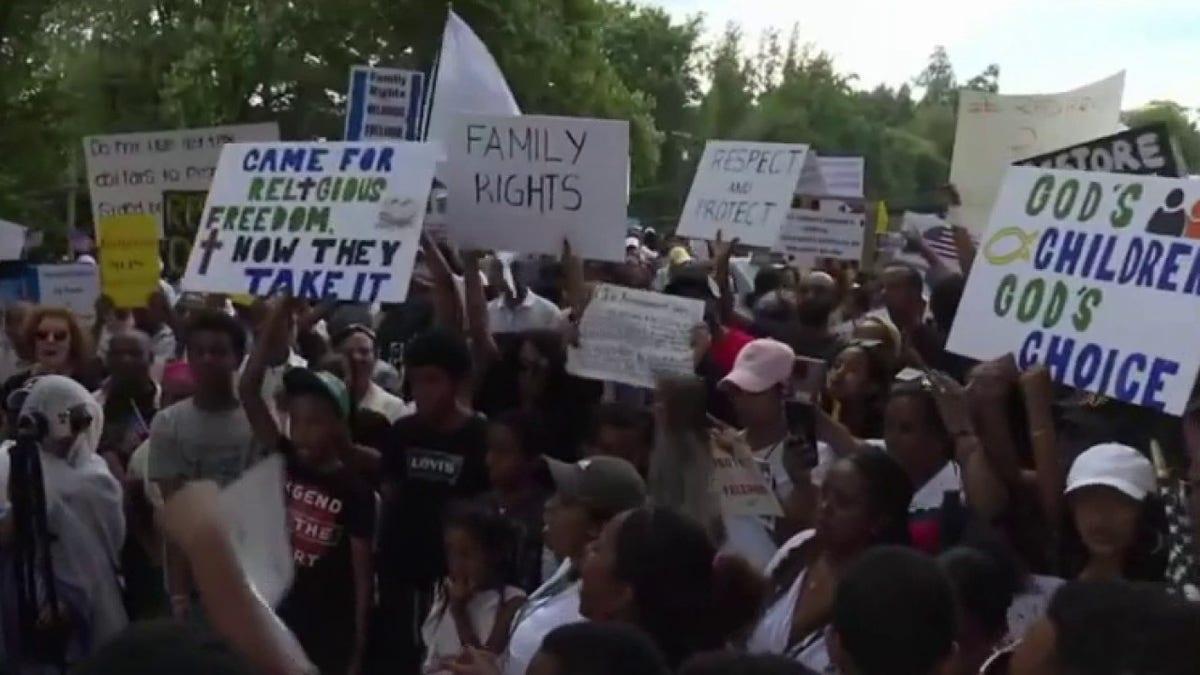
left=1016, top=123, right=1186, bottom=178
left=181, top=141, right=438, bottom=302
left=946, top=167, right=1200, bottom=415
left=677, top=141, right=818, bottom=247
left=33, top=264, right=100, bottom=325
left=567, top=283, right=705, bottom=389
left=84, top=123, right=280, bottom=235
left=815, top=156, right=865, bottom=199
left=710, top=438, right=783, bottom=519
left=162, top=190, right=208, bottom=278
left=949, top=72, right=1125, bottom=236
left=0, top=219, right=27, bottom=261
left=98, top=214, right=160, bottom=308
left=774, top=208, right=865, bottom=268
left=344, top=66, right=426, bottom=141
left=444, top=114, right=629, bottom=261
left=889, top=212, right=967, bottom=273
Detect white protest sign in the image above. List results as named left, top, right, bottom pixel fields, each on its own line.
left=815, top=156, right=865, bottom=199
left=344, top=66, right=426, bottom=141
left=35, top=264, right=100, bottom=325
left=949, top=72, right=1125, bottom=236
left=567, top=283, right=705, bottom=389
left=774, top=208, right=865, bottom=269
left=217, top=454, right=294, bottom=607
left=946, top=166, right=1200, bottom=415
left=181, top=141, right=437, bottom=302
left=444, top=114, right=629, bottom=262
left=890, top=212, right=966, bottom=273
left=83, top=123, right=280, bottom=235
left=677, top=141, right=815, bottom=247
left=710, top=442, right=784, bottom=519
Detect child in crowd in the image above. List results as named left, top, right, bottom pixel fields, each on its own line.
left=422, top=505, right=526, bottom=673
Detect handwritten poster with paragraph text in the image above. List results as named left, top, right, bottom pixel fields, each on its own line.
left=677, top=141, right=820, bottom=247
left=444, top=114, right=630, bottom=262
left=83, top=123, right=280, bottom=236
left=774, top=209, right=866, bottom=269
left=949, top=73, right=1124, bottom=236
left=947, top=167, right=1200, bottom=415
left=567, top=283, right=706, bottom=389
left=181, top=142, right=438, bottom=302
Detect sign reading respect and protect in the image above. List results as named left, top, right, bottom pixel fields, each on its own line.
left=947, top=166, right=1200, bottom=415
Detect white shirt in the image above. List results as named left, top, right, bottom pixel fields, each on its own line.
left=359, top=381, right=413, bottom=423
left=504, top=561, right=583, bottom=675
left=422, top=585, right=526, bottom=674
left=746, top=529, right=832, bottom=672
left=487, top=290, right=565, bottom=334
left=909, top=460, right=963, bottom=514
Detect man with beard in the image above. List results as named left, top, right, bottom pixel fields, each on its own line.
left=752, top=272, right=845, bottom=363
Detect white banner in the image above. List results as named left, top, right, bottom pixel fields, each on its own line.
left=444, top=114, right=629, bottom=262
left=181, top=141, right=437, bottom=302
left=949, top=73, right=1124, bottom=236
left=947, top=166, right=1200, bottom=415
left=815, top=156, right=865, bottom=199
left=774, top=209, right=865, bottom=269
left=83, top=123, right=280, bottom=235
left=567, top=283, right=705, bottom=389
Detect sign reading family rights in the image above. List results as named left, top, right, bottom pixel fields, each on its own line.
left=947, top=166, right=1200, bottom=415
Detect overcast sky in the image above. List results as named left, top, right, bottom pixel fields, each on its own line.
left=642, top=0, right=1199, bottom=109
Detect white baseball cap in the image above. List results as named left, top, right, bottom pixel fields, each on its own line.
left=1065, top=443, right=1155, bottom=501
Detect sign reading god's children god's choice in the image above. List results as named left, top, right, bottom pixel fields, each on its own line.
left=181, top=142, right=437, bottom=302
left=947, top=167, right=1200, bottom=415
left=677, top=141, right=822, bottom=247
left=445, top=114, right=629, bottom=262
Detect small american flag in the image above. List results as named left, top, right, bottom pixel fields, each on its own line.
left=922, top=225, right=961, bottom=261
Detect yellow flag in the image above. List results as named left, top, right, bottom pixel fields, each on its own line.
left=875, top=200, right=890, bottom=234
left=98, top=214, right=160, bottom=308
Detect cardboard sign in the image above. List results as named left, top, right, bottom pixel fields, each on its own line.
left=815, top=156, right=865, bottom=199
left=181, top=141, right=438, bottom=302
left=949, top=73, right=1125, bottom=236
left=566, top=283, right=705, bottom=389
left=946, top=167, right=1200, bottom=415
left=775, top=209, right=865, bottom=268
left=34, top=264, right=100, bottom=325
left=98, top=214, right=160, bottom=308
left=444, top=114, right=630, bottom=262
left=709, top=431, right=784, bottom=519
left=677, top=141, right=818, bottom=247
left=83, top=123, right=280, bottom=235
left=344, top=66, right=426, bottom=141
left=1016, top=123, right=1186, bottom=177
left=162, top=190, right=208, bottom=279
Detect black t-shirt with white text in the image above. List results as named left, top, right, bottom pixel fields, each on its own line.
left=378, top=413, right=490, bottom=590
left=276, top=444, right=376, bottom=672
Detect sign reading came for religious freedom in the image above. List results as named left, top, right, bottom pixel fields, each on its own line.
left=344, top=66, right=426, bottom=141
left=84, top=123, right=280, bottom=235
left=1016, top=123, right=1187, bottom=178
left=181, top=142, right=438, bottom=303
left=677, top=141, right=822, bottom=247
left=444, top=114, right=630, bottom=262
left=946, top=166, right=1200, bottom=415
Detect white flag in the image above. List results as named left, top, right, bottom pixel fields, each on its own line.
left=425, top=11, right=521, bottom=151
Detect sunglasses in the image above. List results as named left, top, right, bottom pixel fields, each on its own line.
left=36, top=330, right=68, bottom=342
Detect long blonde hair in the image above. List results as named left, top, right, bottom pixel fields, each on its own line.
left=649, top=375, right=724, bottom=541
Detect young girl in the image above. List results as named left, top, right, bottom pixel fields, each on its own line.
left=422, top=504, right=526, bottom=673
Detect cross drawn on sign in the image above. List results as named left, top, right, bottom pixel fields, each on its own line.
left=197, top=227, right=224, bottom=275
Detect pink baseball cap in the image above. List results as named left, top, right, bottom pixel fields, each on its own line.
left=719, top=338, right=795, bottom=394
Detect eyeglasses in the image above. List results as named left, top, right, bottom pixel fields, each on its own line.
left=36, top=330, right=68, bottom=343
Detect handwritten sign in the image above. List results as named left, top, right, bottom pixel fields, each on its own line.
left=949, top=73, right=1125, bottom=236
left=1016, top=123, right=1186, bottom=177
left=946, top=167, right=1200, bottom=415
left=83, top=123, right=280, bottom=235
left=344, top=66, right=426, bottom=141
left=34, top=264, right=100, bottom=325
left=162, top=190, right=208, bottom=279
left=677, top=141, right=817, bottom=247
left=774, top=209, right=865, bottom=268
left=444, top=114, right=630, bottom=262
left=181, top=141, right=438, bottom=302
left=98, top=214, right=160, bottom=308
left=710, top=441, right=783, bottom=519
left=567, top=283, right=705, bottom=388
left=815, top=156, right=865, bottom=199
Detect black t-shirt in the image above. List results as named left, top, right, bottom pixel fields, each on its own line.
left=277, top=445, right=376, bottom=672
left=378, top=413, right=490, bottom=589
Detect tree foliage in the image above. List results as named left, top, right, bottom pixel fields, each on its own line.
left=1, top=0, right=1198, bottom=237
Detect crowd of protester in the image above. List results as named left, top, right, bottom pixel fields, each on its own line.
left=2, top=208, right=1200, bottom=675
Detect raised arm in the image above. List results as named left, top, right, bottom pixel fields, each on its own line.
left=420, top=233, right=465, bottom=332
left=463, top=252, right=499, bottom=366
left=238, top=296, right=291, bottom=451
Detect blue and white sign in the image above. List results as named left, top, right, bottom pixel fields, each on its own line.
left=344, top=66, right=426, bottom=142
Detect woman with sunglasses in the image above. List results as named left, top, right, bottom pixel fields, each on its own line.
left=1, top=307, right=99, bottom=434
